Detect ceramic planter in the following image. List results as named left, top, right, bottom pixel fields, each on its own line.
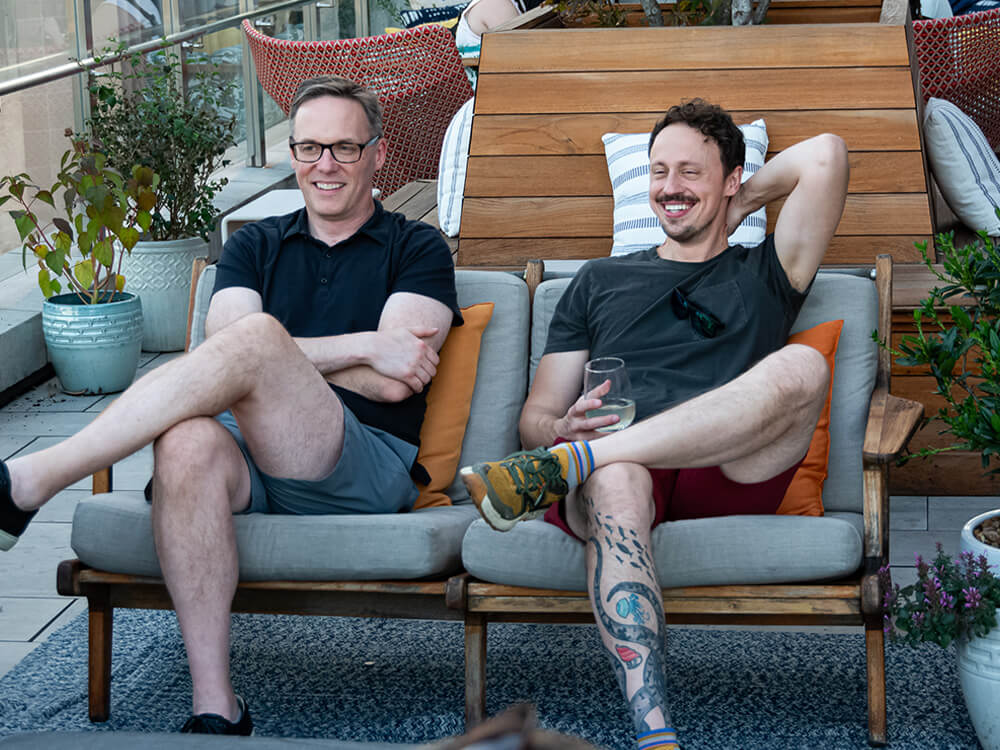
left=958, top=509, right=1000, bottom=750
left=41, top=292, right=143, bottom=395
left=124, top=236, right=209, bottom=352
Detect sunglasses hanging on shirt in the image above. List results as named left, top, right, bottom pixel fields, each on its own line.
left=670, top=287, right=725, bottom=338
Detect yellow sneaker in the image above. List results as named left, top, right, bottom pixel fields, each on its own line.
left=460, top=447, right=570, bottom=532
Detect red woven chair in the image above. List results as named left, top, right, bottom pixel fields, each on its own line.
left=243, top=21, right=474, bottom=197
left=913, top=8, right=1000, bottom=151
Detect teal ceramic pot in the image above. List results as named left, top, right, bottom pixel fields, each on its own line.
left=123, top=236, right=208, bottom=352
left=41, top=292, right=144, bottom=394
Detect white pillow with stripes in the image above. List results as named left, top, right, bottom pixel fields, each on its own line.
left=437, top=97, right=475, bottom=237
left=602, top=119, right=769, bottom=255
left=923, top=98, right=1000, bottom=237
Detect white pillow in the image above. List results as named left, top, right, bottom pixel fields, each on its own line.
left=923, top=97, right=1000, bottom=237
left=437, top=97, right=475, bottom=237
left=602, top=120, right=769, bottom=255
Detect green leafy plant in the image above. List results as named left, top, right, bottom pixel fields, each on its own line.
left=553, top=0, right=711, bottom=26
left=86, top=42, right=236, bottom=242
left=881, top=227, right=1000, bottom=469
left=0, top=131, right=158, bottom=304
left=879, top=545, right=1000, bottom=648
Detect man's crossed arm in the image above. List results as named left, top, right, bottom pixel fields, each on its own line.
left=205, top=288, right=452, bottom=402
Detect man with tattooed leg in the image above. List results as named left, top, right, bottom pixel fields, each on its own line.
left=461, top=99, right=849, bottom=749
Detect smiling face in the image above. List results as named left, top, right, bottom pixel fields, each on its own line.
left=648, top=122, right=742, bottom=245
left=290, top=95, right=387, bottom=230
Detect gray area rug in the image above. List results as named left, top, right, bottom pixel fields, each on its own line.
left=0, top=610, right=980, bottom=749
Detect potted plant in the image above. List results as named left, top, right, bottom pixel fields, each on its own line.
left=0, top=131, right=159, bottom=394
left=879, top=544, right=1000, bottom=748
left=543, top=0, right=764, bottom=28
left=86, top=42, right=236, bottom=351
left=885, top=224, right=1000, bottom=748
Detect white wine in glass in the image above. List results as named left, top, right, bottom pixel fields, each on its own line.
left=583, top=357, right=635, bottom=432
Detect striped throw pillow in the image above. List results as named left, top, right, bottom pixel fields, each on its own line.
left=437, top=97, right=475, bottom=237
left=923, top=98, right=1000, bottom=237
left=602, top=119, right=769, bottom=256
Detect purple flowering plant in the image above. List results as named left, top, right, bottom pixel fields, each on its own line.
left=879, top=543, right=1000, bottom=648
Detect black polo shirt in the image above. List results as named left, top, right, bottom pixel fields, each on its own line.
left=213, top=202, right=462, bottom=456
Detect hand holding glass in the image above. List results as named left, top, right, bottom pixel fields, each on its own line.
left=583, top=357, right=635, bottom=432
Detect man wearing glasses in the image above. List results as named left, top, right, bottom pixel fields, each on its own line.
left=460, top=99, right=849, bottom=750
left=0, top=76, right=460, bottom=734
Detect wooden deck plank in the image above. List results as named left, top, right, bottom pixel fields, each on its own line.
left=477, top=25, right=908, bottom=73
left=463, top=151, right=928, bottom=196
left=469, top=110, right=922, bottom=156
left=459, top=194, right=931, bottom=237
left=456, top=236, right=926, bottom=266
left=475, top=69, right=916, bottom=114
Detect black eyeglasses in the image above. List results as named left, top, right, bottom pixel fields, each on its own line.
left=671, top=288, right=725, bottom=338
left=289, top=135, right=380, bottom=164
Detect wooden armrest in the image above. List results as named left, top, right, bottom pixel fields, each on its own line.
left=93, top=467, right=112, bottom=494
left=862, top=388, right=924, bottom=465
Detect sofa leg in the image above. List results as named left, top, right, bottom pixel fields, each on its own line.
left=465, top=612, right=487, bottom=728
left=865, top=623, right=887, bottom=746
left=87, top=591, right=113, bottom=722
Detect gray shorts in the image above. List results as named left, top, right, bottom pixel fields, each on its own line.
left=215, top=405, right=419, bottom=516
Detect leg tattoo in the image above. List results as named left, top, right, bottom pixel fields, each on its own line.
left=585, top=499, right=671, bottom=734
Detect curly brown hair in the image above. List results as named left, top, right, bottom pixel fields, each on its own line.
left=648, top=99, right=745, bottom=175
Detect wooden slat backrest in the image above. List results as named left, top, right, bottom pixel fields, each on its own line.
left=457, top=23, right=933, bottom=268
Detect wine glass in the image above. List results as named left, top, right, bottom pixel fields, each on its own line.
left=583, top=357, right=635, bottom=432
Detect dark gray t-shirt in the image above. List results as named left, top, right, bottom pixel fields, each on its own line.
left=544, top=235, right=809, bottom=421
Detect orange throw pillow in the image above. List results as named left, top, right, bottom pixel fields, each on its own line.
left=776, top=319, right=844, bottom=516
left=413, top=303, right=495, bottom=509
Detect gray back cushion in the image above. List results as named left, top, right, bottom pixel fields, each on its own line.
left=188, top=266, right=529, bottom=504
left=529, top=269, right=878, bottom=513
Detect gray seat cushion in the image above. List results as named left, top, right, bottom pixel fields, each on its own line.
left=73, top=493, right=480, bottom=580
left=463, top=268, right=878, bottom=589
left=72, top=269, right=529, bottom=580
left=462, top=512, right=864, bottom=591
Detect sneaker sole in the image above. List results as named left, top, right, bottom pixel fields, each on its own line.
left=0, top=530, right=17, bottom=552
left=459, top=466, right=520, bottom=532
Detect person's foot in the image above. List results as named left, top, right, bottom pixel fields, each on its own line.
left=0, top=459, right=36, bottom=551
left=460, top=447, right=570, bottom=531
left=180, top=695, right=254, bottom=736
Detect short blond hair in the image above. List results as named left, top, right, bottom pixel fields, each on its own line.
left=288, top=76, right=383, bottom=139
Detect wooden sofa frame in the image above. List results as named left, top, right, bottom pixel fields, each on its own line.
left=443, top=17, right=932, bottom=747
left=445, top=255, right=922, bottom=746
left=54, top=189, right=473, bottom=725
left=56, top=11, right=930, bottom=747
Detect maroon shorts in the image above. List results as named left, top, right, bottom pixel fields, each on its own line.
left=543, top=442, right=803, bottom=541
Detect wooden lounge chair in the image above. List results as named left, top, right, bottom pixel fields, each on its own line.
left=445, top=20, right=929, bottom=745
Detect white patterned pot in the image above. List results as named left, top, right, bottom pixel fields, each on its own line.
left=41, top=292, right=143, bottom=395
left=124, top=236, right=209, bottom=352
left=958, top=509, right=1000, bottom=750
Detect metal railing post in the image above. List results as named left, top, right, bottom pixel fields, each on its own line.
left=72, top=0, right=92, bottom=133
left=241, top=0, right=267, bottom=166
left=355, top=0, right=370, bottom=37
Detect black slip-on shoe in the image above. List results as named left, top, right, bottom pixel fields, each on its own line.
left=180, top=694, right=254, bottom=736
left=0, top=459, right=35, bottom=552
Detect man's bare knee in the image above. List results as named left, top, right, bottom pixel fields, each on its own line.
left=767, top=344, right=830, bottom=412
left=205, top=312, right=293, bottom=367
left=153, top=418, right=245, bottom=502
left=581, top=463, right=654, bottom=531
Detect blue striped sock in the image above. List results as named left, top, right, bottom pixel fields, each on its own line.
left=637, top=728, right=679, bottom=749
left=550, top=441, right=595, bottom=490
